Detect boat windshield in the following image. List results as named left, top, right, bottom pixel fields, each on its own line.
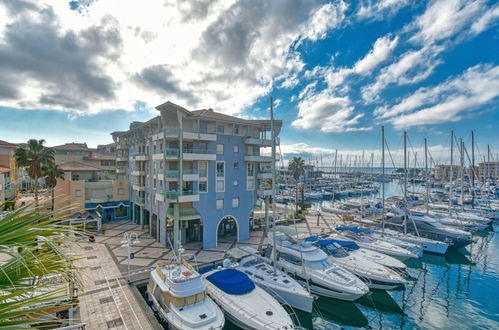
left=305, top=259, right=333, bottom=270
left=325, top=244, right=349, bottom=258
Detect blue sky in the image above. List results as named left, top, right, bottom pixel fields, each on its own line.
left=1, top=0, right=498, bottom=164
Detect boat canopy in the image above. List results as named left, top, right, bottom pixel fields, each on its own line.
left=315, top=239, right=360, bottom=250
left=336, top=227, right=364, bottom=233
left=206, top=269, right=255, bottom=295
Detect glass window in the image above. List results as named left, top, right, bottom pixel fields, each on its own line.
left=233, top=162, right=239, bottom=169
left=216, top=162, right=224, bottom=177
left=199, top=161, right=208, bottom=177
left=232, top=197, right=239, bottom=208
left=199, top=121, right=208, bottom=133
left=216, top=180, right=224, bottom=192
left=233, top=125, right=239, bottom=134
left=233, top=144, right=239, bottom=153
left=115, top=205, right=128, bottom=218
left=217, top=125, right=224, bottom=133
left=199, top=181, right=207, bottom=193
left=247, top=179, right=255, bottom=190
left=216, top=199, right=224, bottom=210
left=217, top=144, right=224, bottom=155
left=247, top=163, right=255, bottom=176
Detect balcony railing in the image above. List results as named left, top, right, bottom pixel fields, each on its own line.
left=182, top=169, right=197, bottom=175
left=183, top=148, right=213, bottom=154
left=164, top=148, right=180, bottom=157
left=198, top=169, right=208, bottom=177
left=134, top=196, right=145, bottom=204
left=165, top=170, right=179, bottom=178
left=132, top=152, right=148, bottom=157
left=164, top=189, right=198, bottom=200
left=164, top=127, right=179, bottom=136
left=184, top=127, right=217, bottom=134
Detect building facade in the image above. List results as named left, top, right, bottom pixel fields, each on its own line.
left=478, top=162, right=499, bottom=179
left=434, top=164, right=461, bottom=180
left=111, top=101, right=280, bottom=249
left=0, top=140, right=20, bottom=201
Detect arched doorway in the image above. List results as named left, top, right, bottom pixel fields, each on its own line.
left=216, top=216, right=238, bottom=247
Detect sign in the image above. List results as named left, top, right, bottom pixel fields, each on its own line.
left=130, top=253, right=135, bottom=259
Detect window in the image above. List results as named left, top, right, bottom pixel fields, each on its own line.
left=233, top=179, right=239, bottom=186
left=153, top=145, right=156, bottom=153
left=216, top=180, right=225, bottom=192
left=75, top=189, right=82, bottom=197
left=217, top=144, right=224, bottom=155
left=232, top=197, right=239, bottom=208
left=160, top=161, right=163, bottom=169
left=247, top=163, right=255, bottom=176
left=199, top=161, right=208, bottom=178
left=233, top=162, right=239, bottom=169
left=217, top=125, right=224, bottom=133
left=233, top=144, right=239, bottom=153
left=118, top=188, right=125, bottom=195
left=115, top=205, right=128, bottom=218
left=216, top=199, right=224, bottom=210
left=199, top=121, right=208, bottom=133
left=72, top=174, right=80, bottom=181
left=199, top=181, right=207, bottom=193
left=233, top=125, right=239, bottom=134
left=216, top=162, right=225, bottom=177
left=154, top=179, right=157, bottom=188
left=247, top=180, right=255, bottom=190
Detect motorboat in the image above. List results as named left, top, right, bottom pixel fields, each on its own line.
left=269, top=232, right=369, bottom=301
left=147, top=259, right=225, bottom=330
left=308, top=238, right=407, bottom=290
left=226, top=246, right=314, bottom=313
left=421, top=210, right=489, bottom=231
left=335, top=227, right=419, bottom=260
left=202, top=267, right=295, bottom=330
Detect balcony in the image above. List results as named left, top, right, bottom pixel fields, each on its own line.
left=182, top=169, right=199, bottom=181
left=151, top=132, right=163, bottom=141
left=134, top=196, right=145, bottom=205
left=257, top=171, right=273, bottom=179
left=165, top=148, right=180, bottom=159
left=131, top=170, right=146, bottom=176
left=166, top=207, right=200, bottom=220
left=117, top=144, right=128, bottom=150
left=183, top=128, right=217, bottom=141
left=245, top=137, right=273, bottom=147
left=164, top=127, right=180, bottom=138
left=163, top=190, right=200, bottom=203
left=165, top=170, right=179, bottom=180
left=257, top=185, right=273, bottom=196
left=183, top=148, right=216, bottom=161
left=244, top=154, right=274, bottom=162
left=198, top=169, right=208, bottom=178
left=152, top=153, right=163, bottom=160
left=116, top=167, right=126, bottom=174
left=132, top=184, right=145, bottom=191
left=132, top=152, right=149, bottom=161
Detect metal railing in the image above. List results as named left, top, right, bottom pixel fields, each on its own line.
left=164, top=148, right=179, bottom=157
left=165, top=170, right=179, bottom=178
left=183, top=148, right=214, bottom=154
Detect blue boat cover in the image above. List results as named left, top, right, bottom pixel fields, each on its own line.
left=336, top=227, right=364, bottom=233
left=305, top=237, right=318, bottom=242
left=315, top=239, right=360, bottom=250
left=206, top=269, right=255, bottom=295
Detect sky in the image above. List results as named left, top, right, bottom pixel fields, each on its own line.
left=1, top=0, right=499, bottom=166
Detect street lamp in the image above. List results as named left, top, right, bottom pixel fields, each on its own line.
left=121, top=232, right=140, bottom=282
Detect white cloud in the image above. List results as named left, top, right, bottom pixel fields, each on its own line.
left=353, top=35, right=399, bottom=75
left=408, top=0, right=484, bottom=45
left=291, top=92, right=371, bottom=133
left=471, top=3, right=499, bottom=35
left=356, top=0, right=411, bottom=21
left=376, top=64, right=499, bottom=129
left=0, top=0, right=348, bottom=115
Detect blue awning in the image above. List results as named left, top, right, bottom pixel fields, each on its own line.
left=206, top=269, right=255, bottom=295
left=336, top=227, right=364, bottom=233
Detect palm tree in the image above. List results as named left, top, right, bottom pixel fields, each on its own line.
left=288, top=157, right=305, bottom=214
left=0, top=202, right=82, bottom=327
left=42, top=162, right=65, bottom=211
left=15, top=139, right=54, bottom=208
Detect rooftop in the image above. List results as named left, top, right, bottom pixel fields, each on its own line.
left=60, top=161, right=104, bottom=172
left=52, top=142, right=91, bottom=151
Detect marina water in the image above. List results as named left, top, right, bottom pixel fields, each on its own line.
left=139, top=179, right=499, bottom=329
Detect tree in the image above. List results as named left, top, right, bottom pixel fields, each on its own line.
left=42, top=162, right=65, bottom=211
left=0, top=202, right=81, bottom=327
left=288, top=157, right=305, bottom=214
left=14, top=139, right=54, bottom=208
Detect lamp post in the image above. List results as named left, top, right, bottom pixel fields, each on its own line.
left=121, top=232, right=140, bottom=282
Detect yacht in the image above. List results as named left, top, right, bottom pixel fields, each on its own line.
left=202, top=267, right=295, bottom=330
left=147, top=259, right=225, bottom=330
left=269, top=233, right=369, bottom=301
left=335, top=227, right=419, bottom=260
left=309, top=238, right=407, bottom=290
left=421, top=210, right=489, bottom=231
left=226, top=246, right=315, bottom=313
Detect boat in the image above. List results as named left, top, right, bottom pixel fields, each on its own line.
left=421, top=210, right=489, bottom=231
left=226, top=246, right=315, bottom=313
left=335, top=227, right=419, bottom=260
left=269, top=232, right=369, bottom=301
left=308, top=238, right=407, bottom=290
left=202, top=267, right=295, bottom=330
left=147, top=259, right=225, bottom=330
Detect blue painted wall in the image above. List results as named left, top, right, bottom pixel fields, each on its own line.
left=85, top=200, right=130, bottom=222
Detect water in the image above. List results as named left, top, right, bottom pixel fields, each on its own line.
left=137, top=180, right=499, bottom=329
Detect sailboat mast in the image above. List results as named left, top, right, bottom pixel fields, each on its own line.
left=381, top=126, right=385, bottom=235
left=471, top=131, right=475, bottom=209
left=270, top=96, right=277, bottom=274
left=448, top=130, right=454, bottom=216
left=425, top=137, right=429, bottom=215
left=460, top=138, right=464, bottom=212
left=404, top=130, right=408, bottom=235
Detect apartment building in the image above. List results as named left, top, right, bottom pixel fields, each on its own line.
left=52, top=142, right=117, bottom=180
left=434, top=164, right=461, bottom=180
left=0, top=140, right=19, bottom=201
left=111, top=101, right=281, bottom=249
left=478, top=162, right=499, bottom=179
